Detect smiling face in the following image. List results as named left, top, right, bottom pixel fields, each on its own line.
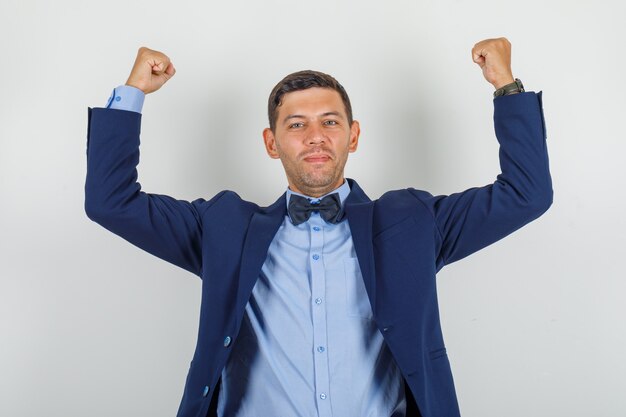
left=263, top=87, right=360, bottom=198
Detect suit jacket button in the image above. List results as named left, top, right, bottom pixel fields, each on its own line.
left=202, top=386, right=210, bottom=397
left=223, top=336, right=232, bottom=347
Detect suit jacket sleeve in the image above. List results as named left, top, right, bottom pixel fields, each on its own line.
left=410, top=92, right=553, bottom=269
left=84, top=107, right=222, bottom=277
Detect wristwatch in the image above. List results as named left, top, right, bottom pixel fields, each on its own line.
left=493, top=78, right=525, bottom=98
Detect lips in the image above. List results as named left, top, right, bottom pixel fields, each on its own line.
left=304, top=155, right=330, bottom=163
left=302, top=152, right=332, bottom=163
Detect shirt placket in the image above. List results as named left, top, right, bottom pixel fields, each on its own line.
left=309, top=214, right=332, bottom=417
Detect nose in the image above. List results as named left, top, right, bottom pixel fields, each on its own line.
left=306, top=123, right=326, bottom=146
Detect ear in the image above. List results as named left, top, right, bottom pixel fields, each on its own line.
left=348, top=120, right=360, bottom=153
left=263, top=128, right=280, bottom=159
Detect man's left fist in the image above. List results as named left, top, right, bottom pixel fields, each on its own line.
left=472, top=38, right=515, bottom=89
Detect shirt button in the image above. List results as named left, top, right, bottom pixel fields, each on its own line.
left=315, top=297, right=322, bottom=305
left=317, top=346, right=325, bottom=353
left=313, top=226, right=321, bottom=232
left=312, top=254, right=320, bottom=260
left=115, top=96, right=121, bottom=102
left=319, top=393, right=327, bottom=400
left=202, top=386, right=210, bottom=397
left=223, top=336, right=232, bottom=347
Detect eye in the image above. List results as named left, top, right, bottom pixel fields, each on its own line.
left=323, top=120, right=338, bottom=126
left=289, top=122, right=304, bottom=129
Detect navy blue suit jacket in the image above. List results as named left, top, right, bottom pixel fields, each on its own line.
left=85, top=91, right=552, bottom=417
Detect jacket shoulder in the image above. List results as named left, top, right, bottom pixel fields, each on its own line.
left=195, top=190, right=259, bottom=217
left=372, top=187, right=440, bottom=231
left=377, top=187, right=436, bottom=213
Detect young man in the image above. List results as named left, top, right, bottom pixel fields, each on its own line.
left=85, top=38, right=552, bottom=417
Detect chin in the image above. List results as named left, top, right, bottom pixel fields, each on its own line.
left=287, top=163, right=343, bottom=193
left=300, top=173, right=340, bottom=190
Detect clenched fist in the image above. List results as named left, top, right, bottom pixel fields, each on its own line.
left=126, top=47, right=176, bottom=94
left=472, top=38, right=515, bottom=90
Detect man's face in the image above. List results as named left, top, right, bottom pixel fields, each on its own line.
left=263, top=87, right=360, bottom=198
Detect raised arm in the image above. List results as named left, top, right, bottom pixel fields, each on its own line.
left=85, top=47, right=218, bottom=277
left=415, top=38, right=553, bottom=267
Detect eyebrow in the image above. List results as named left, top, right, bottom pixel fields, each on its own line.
left=282, top=111, right=343, bottom=125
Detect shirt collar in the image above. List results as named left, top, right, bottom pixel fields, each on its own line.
left=285, top=180, right=351, bottom=209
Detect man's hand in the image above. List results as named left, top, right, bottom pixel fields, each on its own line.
left=125, top=47, right=176, bottom=94
left=472, top=38, right=515, bottom=90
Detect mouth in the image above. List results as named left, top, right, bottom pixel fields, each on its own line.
left=302, top=152, right=332, bottom=163
left=303, top=155, right=331, bottom=163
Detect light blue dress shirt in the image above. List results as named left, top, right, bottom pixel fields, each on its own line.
left=219, top=182, right=405, bottom=417
left=104, top=87, right=406, bottom=416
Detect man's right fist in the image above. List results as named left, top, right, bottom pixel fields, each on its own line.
left=125, top=47, right=176, bottom=94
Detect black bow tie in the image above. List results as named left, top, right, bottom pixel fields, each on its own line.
left=288, top=193, right=343, bottom=225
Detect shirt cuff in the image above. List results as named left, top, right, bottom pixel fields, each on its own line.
left=105, top=85, right=145, bottom=113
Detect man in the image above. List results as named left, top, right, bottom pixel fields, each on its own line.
left=85, top=38, right=552, bottom=417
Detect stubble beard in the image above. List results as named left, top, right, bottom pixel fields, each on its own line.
left=285, top=154, right=348, bottom=197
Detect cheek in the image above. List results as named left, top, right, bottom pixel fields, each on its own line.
left=277, top=137, right=303, bottom=155
left=276, top=143, right=300, bottom=163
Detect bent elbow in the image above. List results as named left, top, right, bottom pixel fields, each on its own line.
left=84, top=194, right=118, bottom=226
left=84, top=197, right=106, bottom=224
left=527, top=186, right=553, bottom=219
left=498, top=174, right=553, bottom=220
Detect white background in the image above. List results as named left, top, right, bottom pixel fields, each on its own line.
left=1, top=0, right=625, bottom=416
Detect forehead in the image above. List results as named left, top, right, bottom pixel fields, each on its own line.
left=278, top=87, right=346, bottom=118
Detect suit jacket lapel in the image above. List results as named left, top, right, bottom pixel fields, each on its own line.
left=344, top=179, right=377, bottom=314
left=235, top=193, right=287, bottom=325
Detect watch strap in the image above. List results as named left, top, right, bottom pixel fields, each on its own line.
left=494, top=78, right=525, bottom=98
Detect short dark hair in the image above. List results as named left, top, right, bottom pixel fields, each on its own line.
left=267, top=70, right=353, bottom=132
